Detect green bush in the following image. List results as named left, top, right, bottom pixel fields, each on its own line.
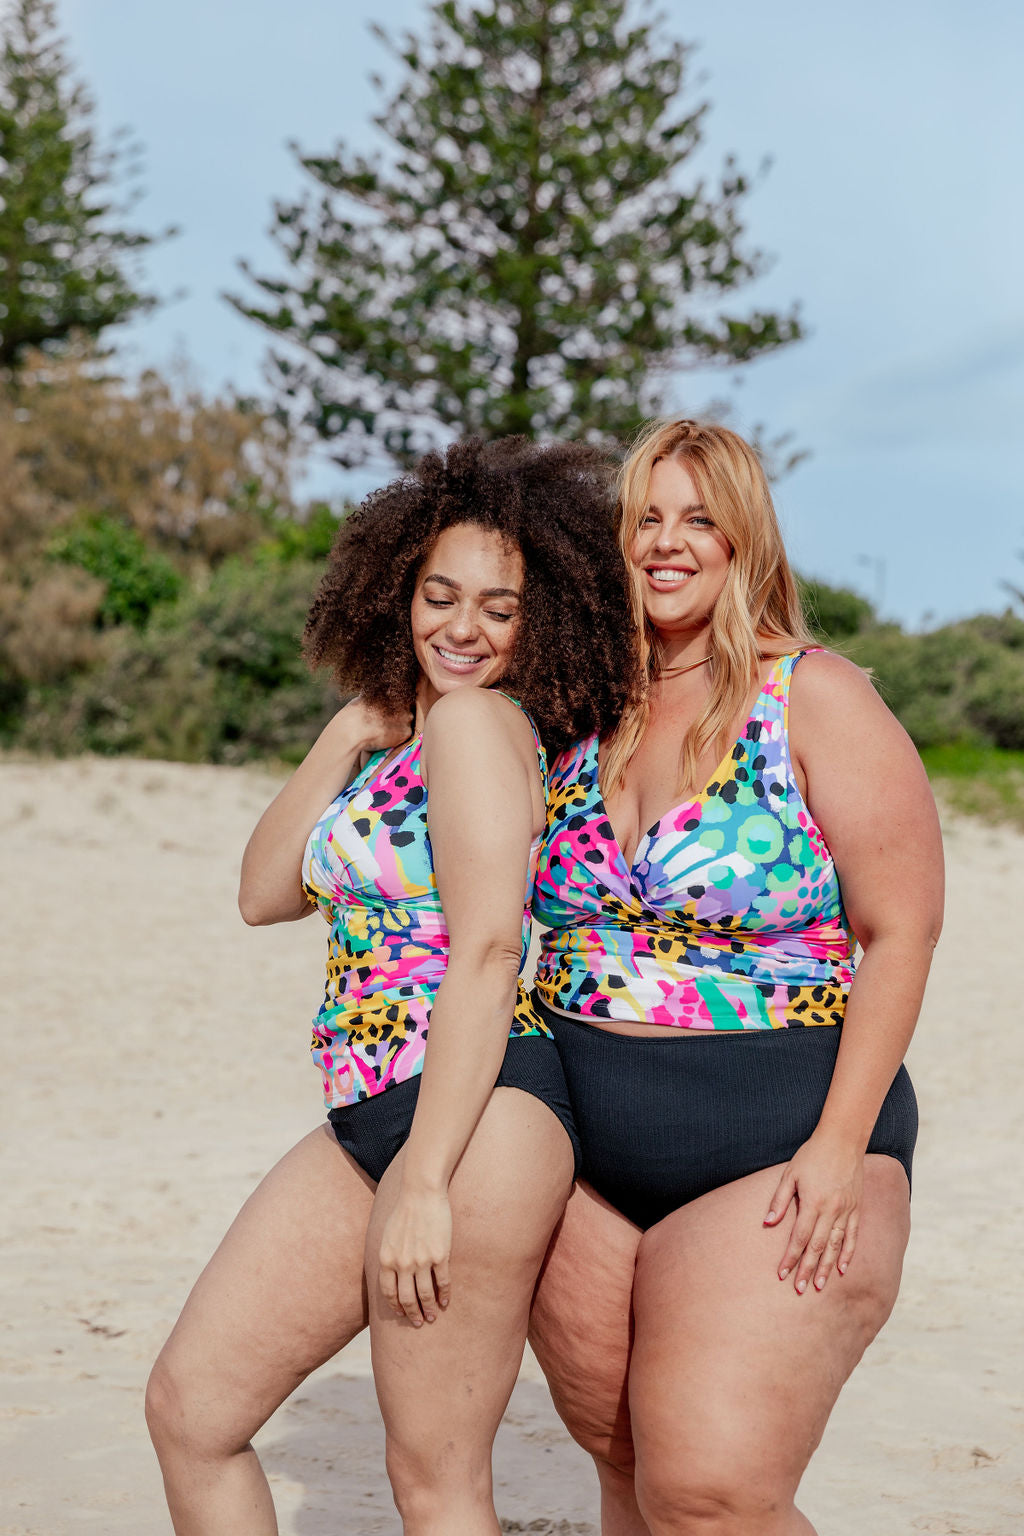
left=962, top=646, right=1024, bottom=751
left=841, top=626, right=955, bottom=748
left=843, top=613, right=1024, bottom=752
left=799, top=577, right=875, bottom=642
left=252, top=502, right=345, bottom=566
left=50, top=514, right=182, bottom=628
left=955, top=609, right=1024, bottom=652
left=22, top=557, right=338, bottom=762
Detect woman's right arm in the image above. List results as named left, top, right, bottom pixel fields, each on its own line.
left=238, top=700, right=409, bottom=926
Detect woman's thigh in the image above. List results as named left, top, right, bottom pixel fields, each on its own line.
left=529, top=1178, right=642, bottom=1467
left=149, top=1124, right=375, bottom=1452
left=366, top=1087, right=576, bottom=1471
left=629, top=1154, right=911, bottom=1510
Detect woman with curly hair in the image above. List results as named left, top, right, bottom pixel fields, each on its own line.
left=145, top=436, right=637, bottom=1536
left=526, top=419, right=943, bottom=1535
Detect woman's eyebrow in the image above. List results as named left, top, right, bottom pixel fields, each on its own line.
left=646, top=501, right=706, bottom=515
left=422, top=573, right=521, bottom=600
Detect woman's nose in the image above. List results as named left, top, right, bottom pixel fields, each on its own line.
left=447, top=604, right=477, bottom=642
left=653, top=519, right=687, bottom=556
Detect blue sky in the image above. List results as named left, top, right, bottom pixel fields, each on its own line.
left=54, top=0, right=1024, bottom=628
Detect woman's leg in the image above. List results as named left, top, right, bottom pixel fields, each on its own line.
left=146, top=1124, right=376, bottom=1536
left=365, top=1087, right=575, bottom=1536
left=529, top=1180, right=647, bottom=1536
left=628, top=1154, right=911, bottom=1536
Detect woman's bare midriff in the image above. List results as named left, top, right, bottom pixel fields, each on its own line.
left=543, top=1003, right=730, bottom=1040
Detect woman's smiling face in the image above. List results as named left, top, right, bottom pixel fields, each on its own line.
left=630, top=455, right=732, bottom=636
left=410, top=522, right=525, bottom=706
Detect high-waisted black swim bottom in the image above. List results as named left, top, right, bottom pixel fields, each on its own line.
left=535, top=996, right=918, bottom=1231
left=327, top=1033, right=581, bottom=1185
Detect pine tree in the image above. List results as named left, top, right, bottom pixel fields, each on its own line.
left=232, top=0, right=802, bottom=469
left=0, top=0, right=163, bottom=368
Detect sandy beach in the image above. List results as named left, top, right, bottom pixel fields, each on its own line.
left=1, top=755, right=1021, bottom=1535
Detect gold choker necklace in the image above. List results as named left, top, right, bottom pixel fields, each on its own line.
left=656, top=654, right=712, bottom=679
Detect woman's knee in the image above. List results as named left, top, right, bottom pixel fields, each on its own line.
left=531, top=1351, right=634, bottom=1471
left=145, top=1343, right=251, bottom=1462
left=568, top=1402, right=636, bottom=1474
left=145, top=1348, right=192, bottom=1455
left=635, top=1459, right=785, bottom=1533
left=594, top=1436, right=637, bottom=1485
left=529, top=1312, right=634, bottom=1467
left=385, top=1433, right=492, bottom=1524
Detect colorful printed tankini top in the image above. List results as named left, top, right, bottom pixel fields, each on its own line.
left=302, top=697, right=550, bottom=1108
left=533, top=651, right=855, bottom=1030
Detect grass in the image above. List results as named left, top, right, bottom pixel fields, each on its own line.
left=920, top=742, right=1024, bottom=829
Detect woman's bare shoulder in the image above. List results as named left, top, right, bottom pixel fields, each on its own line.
left=422, top=686, right=536, bottom=758
left=788, top=647, right=885, bottom=724
left=788, top=646, right=927, bottom=805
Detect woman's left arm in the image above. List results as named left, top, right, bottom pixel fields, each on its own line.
left=374, top=686, right=544, bottom=1327
left=764, top=650, right=944, bottom=1293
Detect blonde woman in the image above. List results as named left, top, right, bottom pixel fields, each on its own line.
left=527, top=420, right=943, bottom=1535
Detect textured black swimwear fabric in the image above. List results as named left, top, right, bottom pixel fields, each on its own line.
left=328, top=1033, right=582, bottom=1184
left=536, top=996, right=917, bottom=1231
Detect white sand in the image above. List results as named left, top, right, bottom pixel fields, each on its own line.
left=1, top=757, right=1021, bottom=1534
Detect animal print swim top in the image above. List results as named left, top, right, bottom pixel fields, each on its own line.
left=302, top=696, right=550, bottom=1108
left=533, top=651, right=855, bottom=1030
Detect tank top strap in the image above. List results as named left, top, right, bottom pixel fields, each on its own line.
left=493, top=690, right=548, bottom=797
left=759, top=648, right=821, bottom=720
left=763, top=648, right=823, bottom=785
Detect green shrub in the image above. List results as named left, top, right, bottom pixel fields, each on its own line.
left=955, top=609, right=1024, bottom=652
left=843, top=620, right=1024, bottom=750
left=799, top=577, right=875, bottom=642
left=962, top=646, right=1024, bottom=750
left=22, top=557, right=338, bottom=762
left=252, top=502, right=345, bottom=566
left=0, top=565, right=105, bottom=741
left=50, top=514, right=182, bottom=628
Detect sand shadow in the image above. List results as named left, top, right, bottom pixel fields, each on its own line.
left=258, top=1370, right=598, bottom=1535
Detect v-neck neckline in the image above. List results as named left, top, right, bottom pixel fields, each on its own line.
left=593, top=656, right=785, bottom=876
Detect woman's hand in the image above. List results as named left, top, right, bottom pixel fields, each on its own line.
left=335, top=695, right=412, bottom=756
left=377, top=1185, right=453, bottom=1327
left=763, top=1129, right=865, bottom=1294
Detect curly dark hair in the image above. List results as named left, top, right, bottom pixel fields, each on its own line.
left=304, top=437, right=639, bottom=756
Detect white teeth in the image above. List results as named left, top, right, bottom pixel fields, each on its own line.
left=437, top=646, right=483, bottom=664
left=649, top=568, right=694, bottom=584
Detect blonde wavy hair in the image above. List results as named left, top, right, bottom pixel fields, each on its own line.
left=601, top=417, right=815, bottom=797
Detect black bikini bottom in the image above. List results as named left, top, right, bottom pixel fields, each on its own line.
left=328, top=1032, right=581, bottom=1184
left=535, top=996, right=917, bottom=1231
